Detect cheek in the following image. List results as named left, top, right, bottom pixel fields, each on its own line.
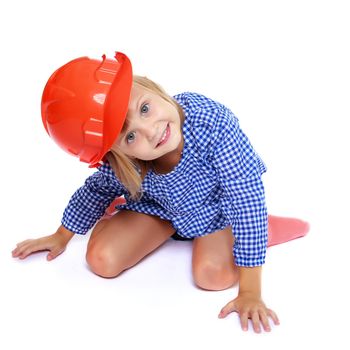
left=123, top=142, right=149, bottom=159
left=116, top=143, right=134, bottom=158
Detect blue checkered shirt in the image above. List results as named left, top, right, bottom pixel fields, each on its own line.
left=62, top=92, right=268, bottom=266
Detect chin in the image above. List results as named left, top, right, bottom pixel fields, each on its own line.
left=166, top=139, right=181, bottom=153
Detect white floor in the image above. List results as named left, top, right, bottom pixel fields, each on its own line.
left=2, top=209, right=349, bottom=349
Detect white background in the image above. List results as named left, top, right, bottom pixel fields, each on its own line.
left=1, top=0, right=349, bottom=349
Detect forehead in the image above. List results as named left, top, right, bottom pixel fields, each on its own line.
left=130, top=83, right=143, bottom=97
left=129, top=83, right=151, bottom=102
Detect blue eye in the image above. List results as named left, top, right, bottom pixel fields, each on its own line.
left=141, top=103, right=149, bottom=114
left=126, top=131, right=136, bottom=144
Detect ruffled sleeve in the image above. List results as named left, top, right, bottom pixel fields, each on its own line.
left=61, top=163, right=124, bottom=234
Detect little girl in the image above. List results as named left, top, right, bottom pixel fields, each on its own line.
left=12, top=52, right=309, bottom=333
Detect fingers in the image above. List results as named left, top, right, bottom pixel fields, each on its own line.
left=240, top=310, right=267, bottom=333
left=267, top=308, right=280, bottom=325
left=12, top=236, right=59, bottom=260
left=218, top=301, right=235, bottom=318
left=239, top=311, right=249, bottom=331
left=218, top=301, right=278, bottom=333
left=260, top=311, right=272, bottom=332
left=251, top=312, right=262, bottom=333
left=12, top=239, right=39, bottom=259
left=47, top=247, right=65, bottom=261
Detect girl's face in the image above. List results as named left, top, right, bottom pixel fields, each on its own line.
left=114, top=84, right=183, bottom=162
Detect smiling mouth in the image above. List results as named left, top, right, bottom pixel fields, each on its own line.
left=156, top=124, right=170, bottom=147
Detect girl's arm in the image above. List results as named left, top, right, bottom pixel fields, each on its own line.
left=12, top=225, right=74, bottom=261
left=206, top=107, right=277, bottom=331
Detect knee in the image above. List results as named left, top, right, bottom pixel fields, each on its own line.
left=86, top=240, right=125, bottom=278
left=193, top=260, right=238, bottom=291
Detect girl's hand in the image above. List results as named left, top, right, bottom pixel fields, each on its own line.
left=12, top=226, right=74, bottom=261
left=218, top=292, right=280, bottom=333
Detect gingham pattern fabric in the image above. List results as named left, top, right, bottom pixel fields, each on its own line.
left=62, top=92, right=268, bottom=266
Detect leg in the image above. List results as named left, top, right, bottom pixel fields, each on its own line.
left=267, top=215, right=310, bottom=247
left=192, top=227, right=238, bottom=291
left=86, top=210, right=175, bottom=278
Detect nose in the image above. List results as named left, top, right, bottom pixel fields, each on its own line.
left=138, top=120, right=159, bottom=142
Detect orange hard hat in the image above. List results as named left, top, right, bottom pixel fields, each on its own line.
left=41, top=52, right=132, bottom=167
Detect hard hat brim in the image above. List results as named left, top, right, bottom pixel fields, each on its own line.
left=89, top=52, right=133, bottom=167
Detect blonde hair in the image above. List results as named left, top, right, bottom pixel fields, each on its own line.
left=105, top=76, right=184, bottom=200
